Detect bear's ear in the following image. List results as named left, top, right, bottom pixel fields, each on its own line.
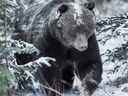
left=85, top=2, right=95, bottom=10
left=58, top=4, right=69, bottom=14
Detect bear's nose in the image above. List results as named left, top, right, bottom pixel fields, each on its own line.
left=78, top=43, right=88, bottom=51
left=74, top=34, right=88, bottom=52
left=79, top=44, right=88, bottom=51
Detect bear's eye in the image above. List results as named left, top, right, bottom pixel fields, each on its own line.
left=58, top=4, right=68, bottom=14
left=84, top=2, right=95, bottom=10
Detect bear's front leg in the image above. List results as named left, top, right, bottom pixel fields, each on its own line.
left=78, top=62, right=102, bottom=96
left=76, top=35, right=103, bottom=96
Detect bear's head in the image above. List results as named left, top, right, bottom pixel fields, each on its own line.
left=48, top=1, right=96, bottom=52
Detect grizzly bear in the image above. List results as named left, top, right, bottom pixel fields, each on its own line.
left=12, top=0, right=102, bottom=96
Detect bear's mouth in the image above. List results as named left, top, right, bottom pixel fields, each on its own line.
left=74, top=46, right=88, bottom=52
left=69, top=46, right=87, bottom=52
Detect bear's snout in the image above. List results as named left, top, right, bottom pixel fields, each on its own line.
left=73, top=34, right=88, bottom=52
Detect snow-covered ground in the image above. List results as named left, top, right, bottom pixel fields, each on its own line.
left=92, top=15, right=128, bottom=96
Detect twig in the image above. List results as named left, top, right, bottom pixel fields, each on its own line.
left=40, top=84, right=63, bottom=96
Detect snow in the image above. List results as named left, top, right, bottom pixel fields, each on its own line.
left=93, top=14, right=128, bottom=96
left=8, top=40, right=40, bottom=55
